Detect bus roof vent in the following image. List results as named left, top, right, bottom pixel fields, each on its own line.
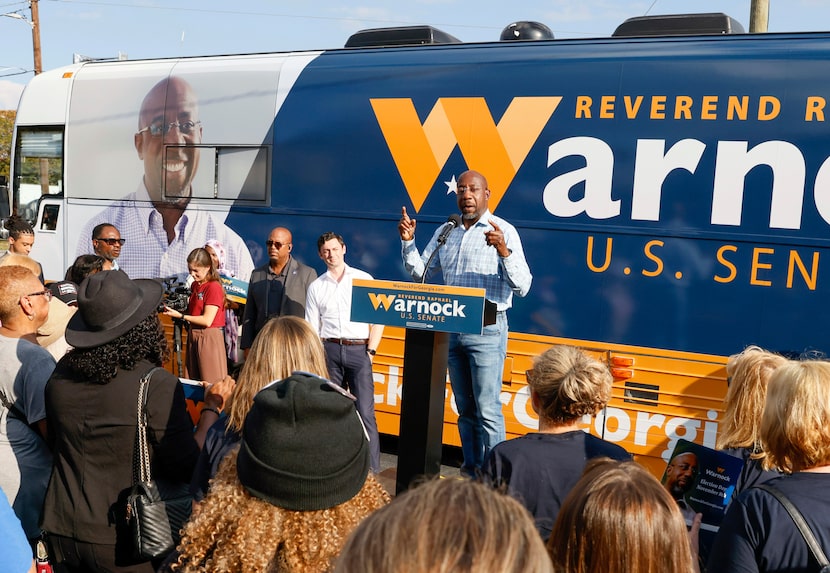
left=500, top=21, right=554, bottom=41
left=612, top=12, right=745, bottom=37
left=345, top=26, right=462, bottom=48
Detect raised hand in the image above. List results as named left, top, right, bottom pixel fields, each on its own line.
left=398, top=206, right=417, bottom=241
left=484, top=219, right=510, bottom=257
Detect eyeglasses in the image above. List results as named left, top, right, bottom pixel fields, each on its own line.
left=137, top=120, right=201, bottom=137
left=26, top=289, right=52, bottom=301
left=94, top=238, right=125, bottom=246
left=265, top=240, right=287, bottom=249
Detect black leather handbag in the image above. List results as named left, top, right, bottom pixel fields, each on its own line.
left=125, top=367, right=193, bottom=561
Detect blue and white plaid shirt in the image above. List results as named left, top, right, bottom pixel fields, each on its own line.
left=402, top=210, right=532, bottom=311
left=75, top=182, right=255, bottom=282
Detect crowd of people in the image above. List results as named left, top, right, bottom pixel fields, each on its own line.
left=2, top=169, right=830, bottom=573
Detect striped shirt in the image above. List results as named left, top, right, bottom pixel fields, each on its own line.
left=75, top=182, right=254, bottom=282
left=402, top=210, right=532, bottom=311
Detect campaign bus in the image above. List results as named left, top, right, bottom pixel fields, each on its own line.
left=9, top=14, right=829, bottom=474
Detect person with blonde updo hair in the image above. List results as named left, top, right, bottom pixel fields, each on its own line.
left=717, top=345, right=787, bottom=496
left=708, top=360, right=830, bottom=572
left=482, top=344, right=629, bottom=539
left=335, top=477, right=553, bottom=573
left=547, top=458, right=697, bottom=573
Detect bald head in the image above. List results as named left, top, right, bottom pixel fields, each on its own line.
left=267, top=227, right=294, bottom=271
left=138, top=76, right=199, bottom=130
left=456, top=170, right=491, bottom=224
left=135, top=76, right=202, bottom=202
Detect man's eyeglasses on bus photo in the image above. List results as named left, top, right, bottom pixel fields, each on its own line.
left=136, top=120, right=201, bottom=137
left=94, top=238, right=126, bottom=246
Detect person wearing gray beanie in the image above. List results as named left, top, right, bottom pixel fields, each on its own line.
left=168, top=372, right=391, bottom=573
left=237, top=372, right=371, bottom=510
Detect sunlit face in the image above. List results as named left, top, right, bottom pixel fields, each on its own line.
left=188, top=263, right=211, bottom=284
left=456, top=171, right=490, bottom=224
left=319, top=238, right=345, bottom=271
left=92, top=225, right=122, bottom=261
left=267, top=228, right=293, bottom=268
left=134, top=77, right=202, bottom=203
left=9, top=232, right=34, bottom=255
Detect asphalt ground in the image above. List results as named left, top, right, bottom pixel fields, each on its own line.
left=375, top=435, right=465, bottom=496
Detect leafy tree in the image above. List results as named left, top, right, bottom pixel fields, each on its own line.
left=0, top=110, right=15, bottom=180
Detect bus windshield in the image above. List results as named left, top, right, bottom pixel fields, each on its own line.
left=13, top=127, right=64, bottom=222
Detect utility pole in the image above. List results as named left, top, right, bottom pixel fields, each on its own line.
left=750, top=0, right=769, bottom=33
left=30, top=0, right=42, bottom=74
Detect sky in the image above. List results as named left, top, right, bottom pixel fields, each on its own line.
left=0, top=0, right=828, bottom=109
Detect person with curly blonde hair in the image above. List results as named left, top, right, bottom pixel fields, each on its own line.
left=335, top=477, right=553, bottom=573
left=169, top=372, right=390, bottom=572
left=191, top=316, right=329, bottom=501
left=481, top=344, right=630, bottom=539
left=717, top=345, right=787, bottom=496
left=708, top=360, right=830, bottom=572
left=548, top=458, right=697, bottom=573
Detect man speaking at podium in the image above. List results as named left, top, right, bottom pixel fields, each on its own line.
left=398, top=170, right=532, bottom=476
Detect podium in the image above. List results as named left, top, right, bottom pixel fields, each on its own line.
left=351, top=279, right=494, bottom=493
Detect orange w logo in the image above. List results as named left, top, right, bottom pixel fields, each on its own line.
left=368, top=293, right=396, bottom=311
left=370, top=97, right=561, bottom=212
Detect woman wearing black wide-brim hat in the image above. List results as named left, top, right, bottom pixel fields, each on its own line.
left=41, top=270, right=235, bottom=573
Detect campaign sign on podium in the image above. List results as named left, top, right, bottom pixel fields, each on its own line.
left=350, top=279, right=489, bottom=492
left=350, top=279, right=487, bottom=334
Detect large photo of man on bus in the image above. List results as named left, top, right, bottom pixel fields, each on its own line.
left=73, top=73, right=257, bottom=282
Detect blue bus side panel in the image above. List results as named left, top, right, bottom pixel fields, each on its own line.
left=223, top=36, right=830, bottom=358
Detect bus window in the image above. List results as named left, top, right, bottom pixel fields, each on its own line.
left=40, top=204, right=60, bottom=231
left=167, top=145, right=268, bottom=202
left=217, top=146, right=268, bottom=202
left=13, top=128, right=64, bottom=222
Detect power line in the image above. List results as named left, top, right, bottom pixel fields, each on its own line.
left=44, top=0, right=502, bottom=32
left=0, top=67, right=31, bottom=77
left=43, top=0, right=611, bottom=39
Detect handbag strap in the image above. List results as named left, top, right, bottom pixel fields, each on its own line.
left=756, top=483, right=830, bottom=569
left=133, top=367, right=164, bottom=486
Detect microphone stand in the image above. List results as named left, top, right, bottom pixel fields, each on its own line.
left=421, top=221, right=454, bottom=284
left=171, top=317, right=185, bottom=377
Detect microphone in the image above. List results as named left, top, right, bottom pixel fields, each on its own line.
left=437, top=214, right=462, bottom=246
left=421, top=214, right=463, bottom=284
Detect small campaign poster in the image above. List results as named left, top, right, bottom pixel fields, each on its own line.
left=660, top=439, right=744, bottom=532
left=220, top=276, right=249, bottom=305
left=180, top=378, right=206, bottom=426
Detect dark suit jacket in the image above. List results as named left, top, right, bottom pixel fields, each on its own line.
left=240, top=257, right=317, bottom=349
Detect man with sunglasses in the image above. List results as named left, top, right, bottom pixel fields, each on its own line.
left=240, top=226, right=316, bottom=358
left=74, top=76, right=254, bottom=283
left=90, top=223, right=123, bottom=271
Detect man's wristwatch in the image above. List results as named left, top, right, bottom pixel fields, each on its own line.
left=367, top=348, right=377, bottom=356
